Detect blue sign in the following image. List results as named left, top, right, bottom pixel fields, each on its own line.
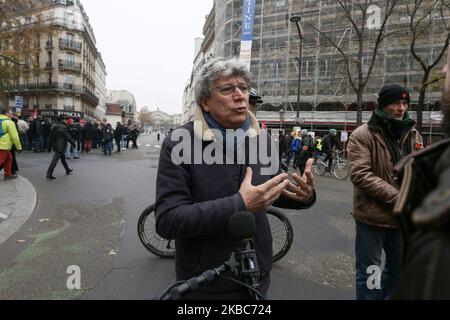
left=241, top=0, right=256, bottom=41
left=15, top=96, right=23, bottom=108
left=15, top=96, right=23, bottom=113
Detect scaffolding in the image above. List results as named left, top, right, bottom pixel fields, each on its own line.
left=213, top=0, right=450, bottom=132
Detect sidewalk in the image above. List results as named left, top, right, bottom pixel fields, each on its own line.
left=0, top=176, right=37, bottom=246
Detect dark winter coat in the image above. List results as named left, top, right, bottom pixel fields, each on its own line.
left=393, top=139, right=450, bottom=299
left=102, top=127, right=114, bottom=142
left=155, top=107, right=316, bottom=299
left=322, top=134, right=339, bottom=154
left=297, top=135, right=315, bottom=162
left=81, top=123, right=96, bottom=140
left=114, top=125, right=122, bottom=139
left=48, top=123, right=75, bottom=153
left=348, top=113, right=423, bottom=228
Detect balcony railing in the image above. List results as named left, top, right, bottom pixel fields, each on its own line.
left=64, top=105, right=75, bottom=111
left=82, top=87, right=99, bottom=106
left=59, top=38, right=82, bottom=52
left=5, top=83, right=58, bottom=92
left=5, top=82, right=100, bottom=106
left=58, top=60, right=82, bottom=73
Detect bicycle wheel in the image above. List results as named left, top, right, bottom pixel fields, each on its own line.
left=137, top=204, right=176, bottom=259
left=333, top=160, right=349, bottom=180
left=267, top=207, right=294, bottom=263
left=313, top=160, right=326, bottom=176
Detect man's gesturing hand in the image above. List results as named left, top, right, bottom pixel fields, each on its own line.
left=282, top=158, right=315, bottom=204
left=239, top=167, right=289, bottom=213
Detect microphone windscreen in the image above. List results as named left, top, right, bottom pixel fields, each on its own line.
left=229, top=211, right=256, bottom=240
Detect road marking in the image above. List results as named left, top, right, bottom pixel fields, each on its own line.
left=146, top=144, right=151, bottom=147
left=0, top=212, right=9, bottom=220
left=154, top=145, right=161, bottom=149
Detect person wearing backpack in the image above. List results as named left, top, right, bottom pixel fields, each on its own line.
left=0, top=107, right=22, bottom=180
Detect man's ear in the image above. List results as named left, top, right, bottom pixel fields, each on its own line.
left=200, top=98, right=210, bottom=112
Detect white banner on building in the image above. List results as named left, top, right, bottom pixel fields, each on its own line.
left=240, top=41, right=253, bottom=69
left=239, top=0, right=256, bottom=69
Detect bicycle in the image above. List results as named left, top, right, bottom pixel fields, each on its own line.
left=313, top=150, right=349, bottom=180
left=137, top=204, right=294, bottom=263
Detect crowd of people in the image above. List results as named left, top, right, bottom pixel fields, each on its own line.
left=0, top=112, right=144, bottom=180
left=13, top=116, right=142, bottom=156
left=277, top=129, right=340, bottom=175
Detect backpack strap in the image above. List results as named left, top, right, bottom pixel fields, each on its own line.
left=0, top=119, right=6, bottom=138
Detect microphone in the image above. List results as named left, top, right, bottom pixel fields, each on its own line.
left=229, top=211, right=256, bottom=240
left=228, top=212, right=261, bottom=291
left=158, top=212, right=263, bottom=300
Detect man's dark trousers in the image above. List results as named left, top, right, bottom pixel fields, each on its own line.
left=47, top=152, right=70, bottom=176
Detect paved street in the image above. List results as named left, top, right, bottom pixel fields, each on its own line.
left=0, top=133, right=355, bottom=300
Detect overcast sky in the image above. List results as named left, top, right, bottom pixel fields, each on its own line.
left=81, top=0, right=214, bottom=114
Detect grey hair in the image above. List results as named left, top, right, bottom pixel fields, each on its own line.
left=194, top=57, right=253, bottom=106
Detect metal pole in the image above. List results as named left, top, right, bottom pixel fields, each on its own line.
left=290, top=16, right=303, bottom=127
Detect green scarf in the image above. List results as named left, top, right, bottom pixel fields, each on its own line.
left=374, top=108, right=412, bottom=139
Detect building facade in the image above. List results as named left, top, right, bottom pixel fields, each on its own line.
left=182, top=5, right=216, bottom=124
left=189, top=0, right=449, bottom=141
left=94, top=53, right=107, bottom=120
left=105, top=103, right=123, bottom=127
left=106, top=89, right=138, bottom=125
left=4, top=0, right=103, bottom=122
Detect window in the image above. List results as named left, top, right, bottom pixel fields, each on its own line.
left=66, top=33, right=75, bottom=45
left=64, top=97, right=74, bottom=111
left=65, top=52, right=75, bottom=65
left=64, top=75, right=75, bottom=90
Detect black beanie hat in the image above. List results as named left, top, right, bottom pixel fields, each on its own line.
left=378, top=84, right=410, bottom=109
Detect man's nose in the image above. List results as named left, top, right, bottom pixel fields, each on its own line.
left=233, top=87, right=246, bottom=99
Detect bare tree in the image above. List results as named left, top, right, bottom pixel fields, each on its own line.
left=407, top=0, right=450, bottom=131
left=308, top=0, right=399, bottom=127
left=139, top=111, right=154, bottom=126
left=0, top=0, right=52, bottom=105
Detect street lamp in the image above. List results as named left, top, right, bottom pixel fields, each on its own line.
left=290, top=15, right=303, bottom=127
left=279, top=105, right=284, bottom=131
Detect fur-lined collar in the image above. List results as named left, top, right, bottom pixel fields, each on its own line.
left=193, top=104, right=260, bottom=141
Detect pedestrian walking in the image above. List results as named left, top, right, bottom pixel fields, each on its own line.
left=114, top=122, right=122, bottom=153
left=102, top=123, right=114, bottom=156
left=46, top=116, right=76, bottom=180
left=347, top=84, right=424, bottom=300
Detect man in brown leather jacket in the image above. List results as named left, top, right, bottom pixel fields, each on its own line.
left=393, top=48, right=450, bottom=300
left=347, top=84, right=423, bottom=300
